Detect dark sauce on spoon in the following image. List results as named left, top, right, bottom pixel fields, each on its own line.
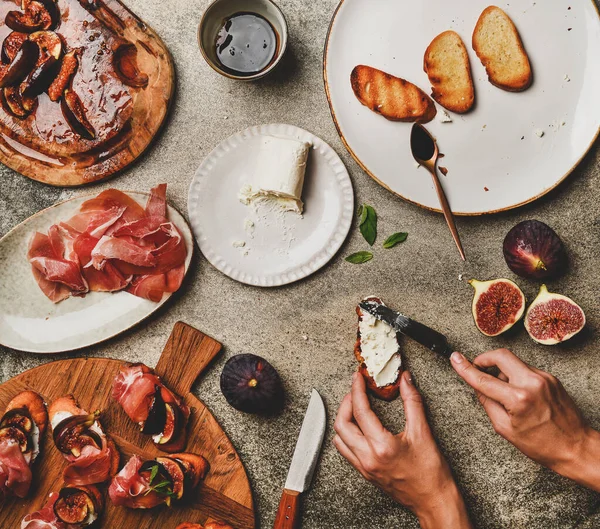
left=215, top=12, right=278, bottom=77
left=410, top=124, right=436, bottom=161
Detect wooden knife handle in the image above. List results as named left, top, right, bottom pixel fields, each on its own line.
left=273, top=489, right=301, bottom=529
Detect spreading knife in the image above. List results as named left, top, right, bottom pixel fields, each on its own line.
left=273, top=389, right=326, bottom=529
left=358, top=300, right=453, bottom=359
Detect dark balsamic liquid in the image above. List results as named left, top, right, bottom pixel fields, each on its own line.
left=215, top=12, right=278, bottom=77
left=410, top=124, right=436, bottom=161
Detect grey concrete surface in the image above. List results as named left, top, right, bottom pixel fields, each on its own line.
left=1, top=0, right=599, bottom=528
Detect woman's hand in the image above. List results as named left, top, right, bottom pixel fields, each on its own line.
left=333, top=371, right=472, bottom=529
left=451, top=349, right=600, bottom=492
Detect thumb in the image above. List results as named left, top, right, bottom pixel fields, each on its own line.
left=399, top=370, right=430, bottom=438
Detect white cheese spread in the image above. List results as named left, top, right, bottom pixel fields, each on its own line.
left=439, top=109, right=453, bottom=123
left=359, top=307, right=401, bottom=387
left=50, top=411, right=72, bottom=430
left=239, top=136, right=311, bottom=214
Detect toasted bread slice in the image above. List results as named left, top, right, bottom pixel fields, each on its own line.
left=355, top=297, right=402, bottom=401
left=472, top=6, right=532, bottom=92
left=351, top=65, right=436, bottom=123
left=424, top=30, right=475, bottom=113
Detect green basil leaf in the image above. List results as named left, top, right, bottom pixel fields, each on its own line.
left=383, top=232, right=408, bottom=249
left=357, top=204, right=364, bottom=219
left=149, top=463, right=159, bottom=484
left=345, top=251, right=373, bottom=264
left=359, top=204, right=377, bottom=246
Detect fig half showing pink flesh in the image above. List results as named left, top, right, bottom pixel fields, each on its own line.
left=469, top=278, right=526, bottom=337
left=524, top=285, right=585, bottom=345
left=503, top=220, right=568, bottom=280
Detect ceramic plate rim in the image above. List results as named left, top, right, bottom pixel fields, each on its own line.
left=0, top=191, right=194, bottom=354
left=323, top=0, right=600, bottom=216
left=187, top=123, right=354, bottom=287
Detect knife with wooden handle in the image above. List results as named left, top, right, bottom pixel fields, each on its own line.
left=273, top=389, right=326, bottom=529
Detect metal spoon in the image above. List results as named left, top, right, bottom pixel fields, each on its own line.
left=410, top=123, right=465, bottom=261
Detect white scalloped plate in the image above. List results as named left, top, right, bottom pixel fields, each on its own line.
left=188, top=124, right=354, bottom=287
left=0, top=192, right=193, bottom=354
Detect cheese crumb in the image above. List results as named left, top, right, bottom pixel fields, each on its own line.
left=563, top=74, right=571, bottom=82
left=439, top=109, right=453, bottom=123
left=458, top=273, right=464, bottom=281
left=534, top=128, right=545, bottom=138
left=232, top=240, right=246, bottom=248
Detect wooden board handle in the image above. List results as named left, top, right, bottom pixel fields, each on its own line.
left=273, top=489, right=301, bottom=529
left=155, top=321, right=222, bottom=396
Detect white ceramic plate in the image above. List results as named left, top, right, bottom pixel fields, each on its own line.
left=188, top=123, right=354, bottom=286
left=0, top=192, right=193, bottom=354
left=324, top=0, right=600, bottom=215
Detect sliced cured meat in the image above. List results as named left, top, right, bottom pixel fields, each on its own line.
left=29, top=184, right=186, bottom=303
left=21, top=492, right=64, bottom=529
left=112, top=363, right=190, bottom=451
left=108, top=455, right=164, bottom=509
left=49, top=396, right=118, bottom=486
left=0, top=439, right=32, bottom=499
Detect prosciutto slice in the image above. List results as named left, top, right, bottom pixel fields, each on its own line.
left=29, top=184, right=187, bottom=304
left=21, top=493, right=65, bottom=529
left=112, top=364, right=161, bottom=424
left=108, top=455, right=165, bottom=509
left=0, top=438, right=32, bottom=500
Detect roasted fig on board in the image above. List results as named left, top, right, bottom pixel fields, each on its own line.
left=61, top=89, right=95, bottom=139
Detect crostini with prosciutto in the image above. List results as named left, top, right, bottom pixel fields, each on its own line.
left=48, top=396, right=119, bottom=486
left=0, top=391, right=48, bottom=501
left=108, top=452, right=209, bottom=509
left=112, top=363, right=190, bottom=453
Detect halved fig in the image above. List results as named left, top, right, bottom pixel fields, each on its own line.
left=155, top=457, right=185, bottom=500
left=29, top=30, right=62, bottom=60
left=2, top=85, right=36, bottom=118
left=0, top=39, right=39, bottom=88
left=172, top=453, right=209, bottom=489
left=0, top=425, right=30, bottom=453
left=469, top=278, right=526, bottom=337
left=113, top=43, right=148, bottom=88
left=1, top=32, right=28, bottom=64
left=5, top=390, right=48, bottom=436
left=20, top=54, right=59, bottom=99
left=61, top=89, right=95, bottom=139
left=524, top=285, right=585, bottom=345
left=154, top=402, right=179, bottom=445
left=0, top=408, right=34, bottom=433
left=47, top=48, right=78, bottom=101
left=141, top=386, right=167, bottom=435
left=54, top=486, right=102, bottom=525
left=53, top=412, right=103, bottom=456
left=5, top=1, right=54, bottom=33
left=503, top=220, right=568, bottom=280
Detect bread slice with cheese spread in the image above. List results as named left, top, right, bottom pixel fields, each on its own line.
left=355, top=297, right=402, bottom=401
left=424, top=30, right=475, bottom=113
left=472, top=6, right=532, bottom=92
left=350, top=65, right=437, bottom=123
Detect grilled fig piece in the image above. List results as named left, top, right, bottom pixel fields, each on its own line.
left=155, top=457, right=185, bottom=501
left=4, top=390, right=48, bottom=436
left=172, top=453, right=209, bottom=489
left=0, top=407, right=34, bottom=433
left=220, top=354, right=284, bottom=415
left=469, top=278, right=526, bottom=337
left=1, top=32, right=28, bottom=64
left=5, top=1, right=54, bottom=33
left=53, top=411, right=103, bottom=457
left=47, top=48, right=78, bottom=101
left=61, top=89, right=95, bottom=139
left=141, top=386, right=167, bottom=435
left=113, top=43, right=148, bottom=88
left=29, top=30, right=62, bottom=60
left=154, top=402, right=179, bottom=446
left=524, top=285, right=586, bottom=345
left=20, top=54, right=60, bottom=99
left=2, top=85, right=36, bottom=117
left=54, top=485, right=103, bottom=526
left=0, top=425, right=30, bottom=453
left=0, top=39, right=39, bottom=88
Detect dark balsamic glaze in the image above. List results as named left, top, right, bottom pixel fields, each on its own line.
left=410, top=124, right=436, bottom=161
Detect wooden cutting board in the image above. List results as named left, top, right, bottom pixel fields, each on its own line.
left=0, top=322, right=255, bottom=529
left=0, top=0, right=175, bottom=187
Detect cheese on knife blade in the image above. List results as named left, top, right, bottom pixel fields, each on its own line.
left=239, top=136, right=311, bottom=214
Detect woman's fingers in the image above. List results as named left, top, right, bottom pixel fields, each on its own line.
left=333, top=393, right=370, bottom=455
left=399, top=371, right=431, bottom=439
left=332, top=435, right=368, bottom=478
left=473, top=349, right=531, bottom=381
left=351, top=372, right=387, bottom=440
left=451, top=352, right=516, bottom=409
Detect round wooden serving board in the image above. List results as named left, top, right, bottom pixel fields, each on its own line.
left=0, top=322, right=255, bottom=529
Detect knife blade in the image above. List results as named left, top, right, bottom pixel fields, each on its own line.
left=273, top=389, right=326, bottom=529
left=359, top=300, right=453, bottom=359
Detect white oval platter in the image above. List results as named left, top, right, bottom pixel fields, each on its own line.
left=324, top=0, right=600, bottom=215
left=188, top=123, right=354, bottom=287
left=0, top=192, right=193, bottom=354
